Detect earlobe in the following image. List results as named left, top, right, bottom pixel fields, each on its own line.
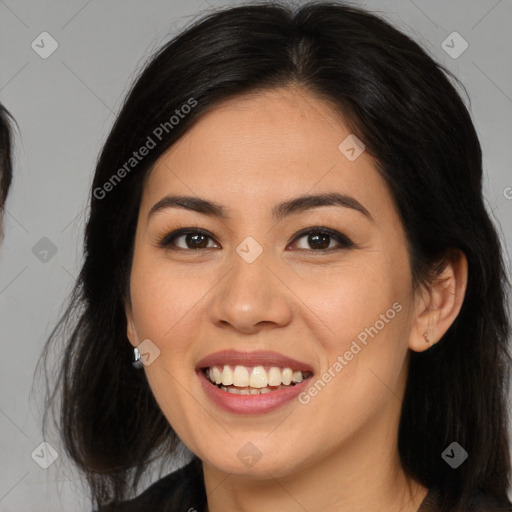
left=409, top=249, right=468, bottom=353
left=124, top=298, right=139, bottom=347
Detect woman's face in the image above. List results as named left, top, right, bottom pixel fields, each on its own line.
left=126, top=86, right=425, bottom=478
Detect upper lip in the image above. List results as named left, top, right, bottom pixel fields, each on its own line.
left=196, top=350, right=314, bottom=373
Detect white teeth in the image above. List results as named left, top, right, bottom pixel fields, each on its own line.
left=221, top=366, right=233, bottom=386
left=281, top=368, right=293, bottom=385
left=206, top=365, right=309, bottom=390
left=249, top=366, right=268, bottom=388
left=233, top=365, right=249, bottom=387
left=212, top=366, right=222, bottom=384
left=292, top=371, right=303, bottom=383
left=267, top=367, right=282, bottom=386
left=219, top=384, right=299, bottom=395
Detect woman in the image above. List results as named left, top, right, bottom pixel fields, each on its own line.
left=41, top=2, right=512, bottom=511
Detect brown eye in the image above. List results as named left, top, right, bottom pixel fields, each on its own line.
left=306, top=232, right=331, bottom=250
left=289, top=228, right=354, bottom=251
left=182, top=232, right=210, bottom=249
left=159, top=229, right=219, bottom=250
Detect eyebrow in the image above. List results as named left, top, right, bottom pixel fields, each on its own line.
left=147, top=192, right=373, bottom=223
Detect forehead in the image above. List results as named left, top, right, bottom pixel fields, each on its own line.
left=141, top=86, right=395, bottom=222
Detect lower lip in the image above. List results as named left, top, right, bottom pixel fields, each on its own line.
left=197, top=369, right=312, bottom=415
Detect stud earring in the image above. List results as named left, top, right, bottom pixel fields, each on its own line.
left=132, top=347, right=143, bottom=369
left=423, top=332, right=433, bottom=348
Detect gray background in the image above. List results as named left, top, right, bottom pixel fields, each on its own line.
left=1, top=0, right=511, bottom=510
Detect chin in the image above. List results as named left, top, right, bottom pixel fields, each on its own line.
left=195, top=439, right=312, bottom=480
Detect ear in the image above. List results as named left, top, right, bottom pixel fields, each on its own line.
left=409, top=249, right=468, bottom=352
left=124, top=296, right=139, bottom=348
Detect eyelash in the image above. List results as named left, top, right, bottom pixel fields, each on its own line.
left=157, top=225, right=354, bottom=253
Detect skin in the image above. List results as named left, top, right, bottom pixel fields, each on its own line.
left=125, top=85, right=468, bottom=512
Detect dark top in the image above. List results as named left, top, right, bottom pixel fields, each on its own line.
left=96, top=457, right=512, bottom=512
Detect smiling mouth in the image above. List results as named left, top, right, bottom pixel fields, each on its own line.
left=201, top=365, right=313, bottom=395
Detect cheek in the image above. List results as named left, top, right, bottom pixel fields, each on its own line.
left=298, top=258, right=405, bottom=345
left=296, top=255, right=411, bottom=404
left=129, top=257, right=209, bottom=341
left=128, top=260, right=212, bottom=434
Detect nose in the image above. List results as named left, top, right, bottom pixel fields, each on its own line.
left=208, top=249, right=294, bottom=334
